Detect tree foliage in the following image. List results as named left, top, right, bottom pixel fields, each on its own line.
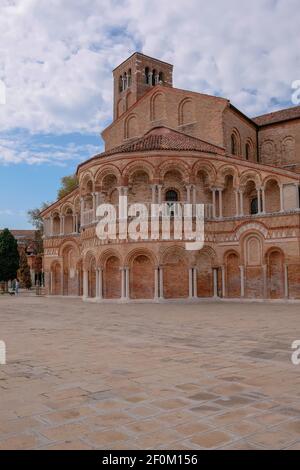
left=57, top=174, right=78, bottom=199
left=0, top=229, right=20, bottom=282
left=28, top=202, right=51, bottom=233
left=27, top=173, right=78, bottom=240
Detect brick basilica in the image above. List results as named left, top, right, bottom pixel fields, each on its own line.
left=41, top=52, right=300, bottom=301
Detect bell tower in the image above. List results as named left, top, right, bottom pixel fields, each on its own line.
left=113, top=52, right=173, bottom=121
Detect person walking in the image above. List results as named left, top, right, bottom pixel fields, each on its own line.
left=15, top=278, right=20, bottom=296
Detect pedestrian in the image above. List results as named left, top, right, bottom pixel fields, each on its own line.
left=15, top=278, right=20, bottom=296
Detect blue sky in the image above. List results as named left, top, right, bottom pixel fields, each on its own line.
left=0, top=0, right=299, bottom=229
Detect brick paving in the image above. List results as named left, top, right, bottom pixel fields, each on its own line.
left=0, top=295, right=300, bottom=450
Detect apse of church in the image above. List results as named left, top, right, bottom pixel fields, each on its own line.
left=41, top=53, right=300, bottom=302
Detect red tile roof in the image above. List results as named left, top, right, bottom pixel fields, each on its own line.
left=254, top=106, right=300, bottom=126
left=0, top=229, right=36, bottom=239
left=78, top=127, right=225, bottom=172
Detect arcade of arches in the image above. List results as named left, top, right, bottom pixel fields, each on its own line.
left=42, top=53, right=300, bottom=302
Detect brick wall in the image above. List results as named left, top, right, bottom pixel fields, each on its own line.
left=130, top=255, right=154, bottom=299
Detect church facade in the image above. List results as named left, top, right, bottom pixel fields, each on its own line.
left=41, top=53, right=300, bottom=301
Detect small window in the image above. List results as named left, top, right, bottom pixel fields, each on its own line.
left=251, top=198, right=258, bottom=215
left=246, top=143, right=250, bottom=160
left=231, top=134, right=237, bottom=155
left=246, top=143, right=252, bottom=160
left=145, top=67, right=150, bottom=84
left=158, top=72, right=164, bottom=83
left=166, top=190, right=179, bottom=217
left=152, top=69, right=157, bottom=86
left=128, top=69, right=132, bottom=87
left=166, top=190, right=179, bottom=202
left=119, top=76, right=123, bottom=93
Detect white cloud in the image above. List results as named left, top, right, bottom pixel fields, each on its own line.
left=0, top=0, right=299, bottom=137
left=0, top=209, right=14, bottom=216
left=0, top=134, right=99, bottom=165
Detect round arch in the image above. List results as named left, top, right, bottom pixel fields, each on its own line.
left=94, top=165, right=122, bottom=188
left=127, top=248, right=157, bottom=300
left=224, top=250, right=240, bottom=298
left=158, top=160, right=190, bottom=184
left=123, top=160, right=156, bottom=184
left=161, top=246, right=189, bottom=299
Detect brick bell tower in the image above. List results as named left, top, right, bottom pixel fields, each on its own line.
left=113, top=52, right=173, bottom=121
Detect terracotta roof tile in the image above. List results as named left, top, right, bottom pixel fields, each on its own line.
left=79, top=127, right=225, bottom=172
left=253, top=106, right=300, bottom=126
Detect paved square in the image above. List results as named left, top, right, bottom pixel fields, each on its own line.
left=0, top=296, right=300, bottom=450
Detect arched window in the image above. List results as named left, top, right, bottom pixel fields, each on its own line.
left=246, top=143, right=250, bottom=160
left=119, top=76, right=123, bottom=93
left=128, top=69, right=132, bottom=87
left=251, top=198, right=258, bottom=215
left=166, top=190, right=179, bottom=202
left=123, top=72, right=127, bottom=91
left=145, top=67, right=150, bottom=84
left=166, top=190, right=179, bottom=218
left=231, top=134, right=237, bottom=155
left=158, top=72, right=164, bottom=83
left=152, top=69, right=157, bottom=86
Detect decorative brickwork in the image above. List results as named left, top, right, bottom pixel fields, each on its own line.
left=41, top=53, right=300, bottom=302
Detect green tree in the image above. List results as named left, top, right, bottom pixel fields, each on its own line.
left=0, top=229, right=20, bottom=282
left=28, top=201, right=51, bottom=233
left=19, top=250, right=32, bottom=289
left=57, top=174, right=78, bottom=199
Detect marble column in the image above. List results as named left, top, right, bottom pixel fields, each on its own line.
left=257, top=188, right=262, bottom=214
left=154, top=267, right=159, bottom=300
left=157, top=185, right=163, bottom=204
left=50, top=271, right=53, bottom=295
left=151, top=185, right=157, bottom=204
left=239, top=191, right=244, bottom=216
left=212, top=189, right=217, bottom=219
left=95, top=269, right=99, bottom=298
left=189, top=268, right=193, bottom=299
left=60, top=270, right=64, bottom=295
left=240, top=265, right=245, bottom=297
left=261, top=187, right=266, bottom=214
left=193, top=267, right=198, bottom=299
left=221, top=265, right=226, bottom=298
left=93, top=192, right=99, bottom=221
left=280, top=184, right=284, bottom=212
left=192, top=185, right=197, bottom=206
left=235, top=190, right=240, bottom=217
left=50, top=217, right=54, bottom=236
left=213, top=268, right=218, bottom=298
left=96, top=268, right=103, bottom=300
left=83, top=270, right=89, bottom=298
left=121, top=268, right=126, bottom=300
left=60, top=216, right=65, bottom=236
left=80, top=197, right=84, bottom=226
left=125, top=267, right=130, bottom=300
left=262, top=264, right=267, bottom=299
left=284, top=264, right=289, bottom=299
left=159, top=267, right=164, bottom=299
left=218, top=189, right=223, bottom=218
